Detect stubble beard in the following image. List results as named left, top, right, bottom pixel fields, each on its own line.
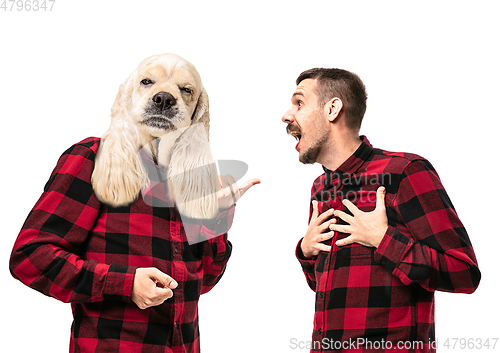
left=299, top=131, right=329, bottom=164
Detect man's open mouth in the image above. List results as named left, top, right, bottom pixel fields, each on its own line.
left=287, top=125, right=302, bottom=150
left=289, top=130, right=302, bottom=141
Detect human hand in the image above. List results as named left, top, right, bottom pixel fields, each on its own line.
left=300, top=200, right=335, bottom=259
left=131, top=267, right=178, bottom=310
left=217, top=174, right=261, bottom=210
left=329, top=186, right=388, bottom=248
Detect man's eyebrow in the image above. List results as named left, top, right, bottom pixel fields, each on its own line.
left=292, top=92, right=305, bottom=99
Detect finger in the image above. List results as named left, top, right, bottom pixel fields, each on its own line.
left=334, top=209, right=355, bottom=225
left=319, top=231, right=335, bottom=242
left=154, top=287, right=174, bottom=300
left=152, top=268, right=178, bottom=289
left=342, top=198, right=361, bottom=216
left=218, top=175, right=230, bottom=189
left=238, top=178, right=261, bottom=199
left=317, top=244, right=332, bottom=253
left=316, top=208, right=335, bottom=224
left=310, top=200, right=319, bottom=221
left=335, top=235, right=356, bottom=247
left=224, top=174, right=239, bottom=202
left=319, top=217, right=334, bottom=232
left=329, top=223, right=351, bottom=234
left=375, top=186, right=386, bottom=211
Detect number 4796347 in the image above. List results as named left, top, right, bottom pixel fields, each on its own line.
left=1, top=0, right=56, bottom=11
left=442, top=338, right=498, bottom=350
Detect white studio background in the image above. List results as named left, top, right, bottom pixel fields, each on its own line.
left=1, top=1, right=499, bottom=352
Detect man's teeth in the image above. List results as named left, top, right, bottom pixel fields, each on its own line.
left=291, top=131, right=301, bottom=140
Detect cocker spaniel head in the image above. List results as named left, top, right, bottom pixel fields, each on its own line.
left=92, top=53, right=216, bottom=217
left=129, top=54, right=209, bottom=140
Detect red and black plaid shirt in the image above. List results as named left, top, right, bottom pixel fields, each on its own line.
left=9, top=137, right=234, bottom=353
left=296, top=136, right=480, bottom=353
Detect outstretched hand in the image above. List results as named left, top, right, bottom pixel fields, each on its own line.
left=329, top=186, right=388, bottom=248
left=217, top=175, right=261, bottom=210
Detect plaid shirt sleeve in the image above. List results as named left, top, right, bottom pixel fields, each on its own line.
left=198, top=207, right=234, bottom=294
left=9, top=139, right=137, bottom=303
left=374, top=159, right=481, bottom=293
left=178, top=205, right=234, bottom=294
left=296, top=239, right=317, bottom=291
left=200, top=231, right=232, bottom=294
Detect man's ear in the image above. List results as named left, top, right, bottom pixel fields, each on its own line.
left=325, top=97, right=343, bottom=122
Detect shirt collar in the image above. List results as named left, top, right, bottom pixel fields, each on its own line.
left=322, top=136, right=374, bottom=188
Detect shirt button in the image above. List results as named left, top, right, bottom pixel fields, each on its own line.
left=319, top=293, right=324, bottom=299
left=174, top=322, right=178, bottom=328
left=318, top=328, right=322, bottom=335
left=174, top=247, right=178, bottom=254
left=216, top=219, right=222, bottom=225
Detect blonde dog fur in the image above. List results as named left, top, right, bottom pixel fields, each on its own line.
left=91, top=53, right=219, bottom=219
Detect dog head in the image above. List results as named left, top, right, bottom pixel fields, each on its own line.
left=113, top=53, right=209, bottom=141
left=92, top=53, right=210, bottom=207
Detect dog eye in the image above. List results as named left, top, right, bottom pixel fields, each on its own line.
left=141, top=78, right=154, bottom=86
left=180, top=87, right=192, bottom=94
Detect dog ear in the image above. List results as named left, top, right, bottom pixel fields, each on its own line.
left=91, top=77, right=148, bottom=207
left=191, top=87, right=210, bottom=138
left=166, top=123, right=219, bottom=219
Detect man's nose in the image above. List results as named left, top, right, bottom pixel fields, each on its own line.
left=282, top=107, right=294, bottom=123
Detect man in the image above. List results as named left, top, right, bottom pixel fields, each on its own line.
left=282, top=68, right=480, bottom=352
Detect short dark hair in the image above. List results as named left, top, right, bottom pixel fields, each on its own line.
left=296, top=68, right=367, bottom=131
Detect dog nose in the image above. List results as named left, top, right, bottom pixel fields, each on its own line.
left=152, top=92, right=177, bottom=110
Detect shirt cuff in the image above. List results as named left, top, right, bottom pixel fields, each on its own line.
left=203, top=205, right=235, bottom=236
left=103, top=264, right=138, bottom=303
left=181, top=205, right=235, bottom=244
left=295, top=238, right=316, bottom=274
left=373, top=225, right=412, bottom=274
left=210, top=233, right=232, bottom=268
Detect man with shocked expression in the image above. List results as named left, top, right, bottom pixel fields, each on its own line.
left=283, top=68, right=480, bottom=352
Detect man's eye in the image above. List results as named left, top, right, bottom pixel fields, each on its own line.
left=141, top=78, right=154, bottom=86
left=180, top=87, right=192, bottom=94
left=297, top=101, right=303, bottom=107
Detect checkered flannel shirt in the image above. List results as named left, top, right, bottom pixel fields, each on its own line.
left=296, top=136, right=480, bottom=353
left=10, top=137, right=234, bottom=353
